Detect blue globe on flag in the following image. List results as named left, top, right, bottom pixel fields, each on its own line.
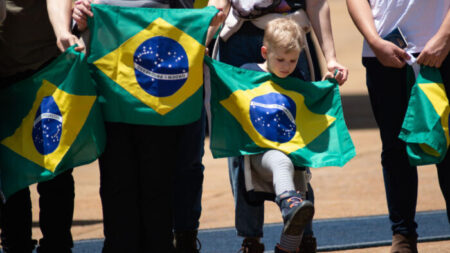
left=134, top=36, right=189, bottom=97
left=249, top=92, right=297, bottom=143
left=32, top=96, right=63, bottom=155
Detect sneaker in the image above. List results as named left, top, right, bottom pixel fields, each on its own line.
left=238, top=238, right=265, bottom=253
left=275, top=191, right=314, bottom=236
left=298, top=235, right=317, bottom=253
left=174, top=230, right=201, bottom=253
left=274, top=244, right=299, bottom=253
left=390, top=233, right=418, bottom=253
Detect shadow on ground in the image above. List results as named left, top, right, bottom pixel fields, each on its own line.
left=341, top=94, right=377, bottom=129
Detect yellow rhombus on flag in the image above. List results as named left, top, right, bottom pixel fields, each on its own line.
left=221, top=81, right=336, bottom=154
left=93, top=17, right=205, bottom=116
left=1, top=80, right=96, bottom=172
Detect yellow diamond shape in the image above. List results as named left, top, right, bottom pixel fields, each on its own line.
left=419, top=82, right=450, bottom=148
left=94, top=17, right=205, bottom=115
left=220, top=81, right=336, bottom=154
left=1, top=80, right=96, bottom=172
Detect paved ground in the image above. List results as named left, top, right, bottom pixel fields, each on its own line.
left=28, top=0, right=450, bottom=252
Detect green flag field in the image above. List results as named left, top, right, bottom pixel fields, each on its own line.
left=88, top=4, right=218, bottom=126
left=0, top=47, right=105, bottom=200
left=204, top=57, right=356, bottom=168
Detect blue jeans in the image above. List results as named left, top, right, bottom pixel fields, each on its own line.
left=363, top=55, right=450, bottom=236
left=173, top=109, right=206, bottom=232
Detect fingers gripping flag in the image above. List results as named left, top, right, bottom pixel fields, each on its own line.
left=204, top=57, right=355, bottom=168
left=88, top=4, right=218, bottom=125
left=0, top=47, right=105, bottom=199
left=400, top=66, right=450, bottom=165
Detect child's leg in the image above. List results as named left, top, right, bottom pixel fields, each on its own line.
left=250, top=150, right=295, bottom=195
left=251, top=150, right=314, bottom=247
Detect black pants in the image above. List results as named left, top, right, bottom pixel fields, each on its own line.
left=172, top=112, right=205, bottom=232
left=99, top=121, right=203, bottom=253
left=0, top=169, right=74, bottom=253
left=362, top=55, right=450, bottom=235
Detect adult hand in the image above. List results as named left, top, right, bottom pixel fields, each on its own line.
left=417, top=34, right=450, bottom=68
left=210, top=8, right=226, bottom=27
left=56, top=31, right=84, bottom=52
left=73, top=0, right=93, bottom=32
left=323, top=59, right=348, bottom=86
left=370, top=38, right=410, bottom=68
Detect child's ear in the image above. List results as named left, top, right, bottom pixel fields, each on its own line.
left=261, top=46, right=268, bottom=60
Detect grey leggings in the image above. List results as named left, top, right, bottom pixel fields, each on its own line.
left=250, top=149, right=297, bottom=196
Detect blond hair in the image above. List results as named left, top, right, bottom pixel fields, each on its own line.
left=263, top=17, right=305, bottom=53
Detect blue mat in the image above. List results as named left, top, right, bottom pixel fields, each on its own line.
left=65, top=210, right=450, bottom=252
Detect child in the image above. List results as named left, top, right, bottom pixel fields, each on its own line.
left=238, top=17, right=315, bottom=253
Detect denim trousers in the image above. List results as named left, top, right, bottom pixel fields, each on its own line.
left=219, top=21, right=315, bottom=237
left=0, top=169, right=74, bottom=253
left=362, top=55, right=450, bottom=236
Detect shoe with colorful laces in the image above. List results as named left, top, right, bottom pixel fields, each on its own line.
left=275, top=191, right=314, bottom=235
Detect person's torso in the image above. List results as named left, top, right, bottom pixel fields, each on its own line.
left=0, top=0, right=59, bottom=77
left=362, top=0, right=450, bottom=57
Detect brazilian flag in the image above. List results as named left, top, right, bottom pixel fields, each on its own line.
left=0, top=47, right=106, bottom=199
left=88, top=4, right=218, bottom=125
left=205, top=57, right=356, bottom=168
left=399, top=66, right=449, bottom=166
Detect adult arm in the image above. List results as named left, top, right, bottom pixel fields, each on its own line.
left=205, top=0, right=229, bottom=47
left=47, top=0, right=83, bottom=52
left=306, top=0, right=348, bottom=85
left=417, top=9, right=450, bottom=68
left=346, top=0, right=409, bottom=68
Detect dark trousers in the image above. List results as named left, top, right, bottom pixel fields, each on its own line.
left=173, top=111, right=205, bottom=232
left=363, top=55, right=450, bottom=236
left=0, top=169, right=74, bottom=253
left=99, top=120, right=204, bottom=253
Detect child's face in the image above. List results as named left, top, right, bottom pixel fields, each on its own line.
left=263, top=46, right=300, bottom=78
